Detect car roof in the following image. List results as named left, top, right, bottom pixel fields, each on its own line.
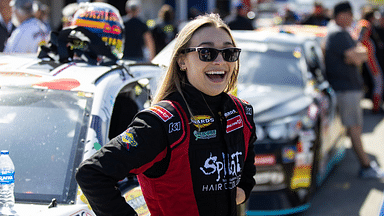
left=232, top=27, right=321, bottom=46
left=0, top=54, right=119, bottom=92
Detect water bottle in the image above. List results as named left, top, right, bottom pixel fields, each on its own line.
left=0, top=151, right=17, bottom=216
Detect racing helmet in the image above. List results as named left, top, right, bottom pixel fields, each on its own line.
left=70, top=2, right=124, bottom=59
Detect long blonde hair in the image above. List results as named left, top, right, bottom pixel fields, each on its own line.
left=152, top=13, right=240, bottom=105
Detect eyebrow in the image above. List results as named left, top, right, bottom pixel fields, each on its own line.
left=197, top=41, right=234, bottom=47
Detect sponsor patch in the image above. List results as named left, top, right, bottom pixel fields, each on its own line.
left=191, top=115, right=214, bottom=128
left=226, top=115, right=243, bottom=133
left=224, top=109, right=237, bottom=118
left=169, top=121, right=181, bottom=133
left=245, top=107, right=252, bottom=116
left=148, top=105, right=173, bottom=122
left=193, top=130, right=216, bottom=140
left=120, top=130, right=138, bottom=150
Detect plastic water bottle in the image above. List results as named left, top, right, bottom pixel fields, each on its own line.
left=0, top=151, right=17, bottom=216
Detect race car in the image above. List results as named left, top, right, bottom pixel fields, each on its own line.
left=0, top=38, right=160, bottom=216
left=233, top=29, right=346, bottom=215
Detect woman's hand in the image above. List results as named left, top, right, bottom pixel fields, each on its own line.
left=236, top=187, right=246, bottom=205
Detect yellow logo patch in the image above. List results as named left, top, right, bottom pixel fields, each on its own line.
left=191, top=115, right=214, bottom=128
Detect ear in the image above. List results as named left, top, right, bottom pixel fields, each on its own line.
left=177, top=56, right=186, bottom=71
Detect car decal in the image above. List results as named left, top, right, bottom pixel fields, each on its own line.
left=290, top=165, right=312, bottom=189
left=254, top=154, right=276, bottom=166
left=0, top=71, right=41, bottom=77
left=282, top=146, right=296, bottom=163
left=52, top=62, right=76, bottom=76
left=33, top=78, right=80, bottom=90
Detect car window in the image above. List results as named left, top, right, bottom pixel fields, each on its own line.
left=0, top=87, right=92, bottom=203
left=238, top=46, right=305, bottom=87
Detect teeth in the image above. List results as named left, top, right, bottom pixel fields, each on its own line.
left=206, top=71, right=225, bottom=75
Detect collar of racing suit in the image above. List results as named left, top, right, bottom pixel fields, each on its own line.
left=181, top=81, right=224, bottom=115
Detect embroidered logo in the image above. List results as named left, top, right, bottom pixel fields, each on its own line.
left=148, top=105, right=173, bottom=122
left=193, top=130, right=216, bottom=140
left=169, top=121, right=181, bottom=133
left=226, top=115, right=243, bottom=133
left=224, top=109, right=237, bottom=118
left=191, top=115, right=214, bottom=128
left=120, top=130, right=138, bottom=150
left=245, top=107, right=252, bottom=116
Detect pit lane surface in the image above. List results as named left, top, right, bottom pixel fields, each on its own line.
left=301, top=99, right=384, bottom=216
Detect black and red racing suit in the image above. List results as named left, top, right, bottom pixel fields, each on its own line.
left=76, top=84, right=256, bottom=216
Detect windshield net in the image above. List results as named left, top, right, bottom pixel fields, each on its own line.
left=0, top=87, right=91, bottom=203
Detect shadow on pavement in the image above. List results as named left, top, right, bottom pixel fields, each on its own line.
left=362, top=105, right=384, bottom=133
left=301, top=149, right=384, bottom=216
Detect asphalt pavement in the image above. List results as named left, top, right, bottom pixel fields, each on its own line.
left=301, top=99, right=384, bottom=216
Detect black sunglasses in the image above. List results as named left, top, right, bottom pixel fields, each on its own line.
left=181, top=47, right=241, bottom=62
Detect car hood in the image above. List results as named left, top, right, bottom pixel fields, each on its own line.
left=238, top=84, right=313, bottom=123
left=13, top=203, right=95, bottom=216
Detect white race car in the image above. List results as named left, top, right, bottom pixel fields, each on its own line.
left=0, top=51, right=162, bottom=215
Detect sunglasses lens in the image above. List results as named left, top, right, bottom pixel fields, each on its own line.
left=194, top=48, right=240, bottom=62
left=199, top=48, right=218, bottom=61
left=223, top=49, right=239, bottom=62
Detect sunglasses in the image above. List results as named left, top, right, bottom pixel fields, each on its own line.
left=181, top=47, right=241, bottom=62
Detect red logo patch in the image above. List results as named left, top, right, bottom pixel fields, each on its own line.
left=226, top=115, right=243, bottom=133
left=148, top=105, right=173, bottom=122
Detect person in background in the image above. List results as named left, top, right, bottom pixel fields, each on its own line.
left=224, top=1, right=254, bottom=30
left=0, top=0, right=15, bottom=52
left=4, top=0, right=49, bottom=53
left=356, top=6, right=384, bottom=113
left=34, top=1, right=51, bottom=32
left=282, top=7, right=299, bottom=25
left=150, top=4, right=177, bottom=55
left=122, top=0, right=155, bottom=62
left=324, top=1, right=384, bottom=179
left=76, top=13, right=256, bottom=216
left=301, top=1, right=330, bottom=26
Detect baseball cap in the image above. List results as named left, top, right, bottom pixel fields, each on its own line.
left=333, top=1, right=352, bottom=18
left=9, top=0, right=34, bottom=12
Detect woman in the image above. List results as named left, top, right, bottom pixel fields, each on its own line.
left=76, top=13, right=256, bottom=216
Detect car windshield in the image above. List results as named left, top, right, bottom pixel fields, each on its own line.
left=237, top=42, right=305, bottom=87
left=0, top=87, right=92, bottom=204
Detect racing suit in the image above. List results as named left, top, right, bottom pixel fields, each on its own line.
left=76, top=84, right=257, bottom=216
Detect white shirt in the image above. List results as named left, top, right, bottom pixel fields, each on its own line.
left=4, top=17, right=49, bottom=53
left=0, top=13, right=13, bottom=33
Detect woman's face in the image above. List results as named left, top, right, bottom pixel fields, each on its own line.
left=179, top=26, right=236, bottom=96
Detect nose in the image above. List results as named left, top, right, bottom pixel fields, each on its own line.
left=213, top=51, right=225, bottom=63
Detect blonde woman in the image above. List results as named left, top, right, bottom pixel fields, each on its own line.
left=76, top=13, right=256, bottom=216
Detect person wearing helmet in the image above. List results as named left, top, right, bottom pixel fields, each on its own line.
left=51, top=2, right=124, bottom=63
left=4, top=0, right=49, bottom=53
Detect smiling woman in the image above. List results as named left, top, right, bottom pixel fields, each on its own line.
left=76, top=13, right=257, bottom=216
